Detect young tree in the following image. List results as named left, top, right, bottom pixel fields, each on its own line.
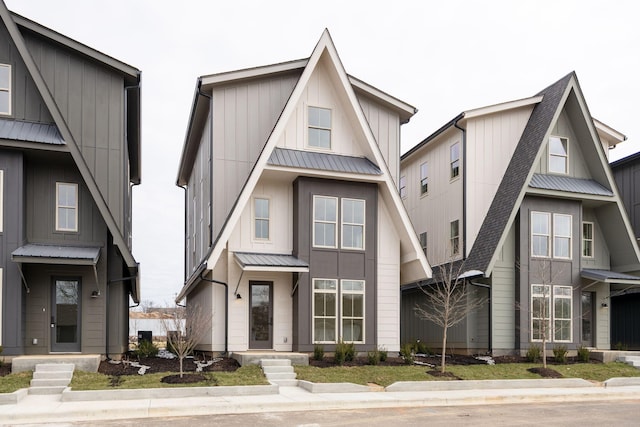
left=414, top=260, right=488, bottom=373
left=161, top=303, right=211, bottom=377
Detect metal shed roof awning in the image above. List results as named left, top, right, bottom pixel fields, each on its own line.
left=11, top=244, right=101, bottom=265
left=268, top=147, right=382, bottom=175
left=581, top=269, right=640, bottom=286
left=234, top=252, right=309, bottom=272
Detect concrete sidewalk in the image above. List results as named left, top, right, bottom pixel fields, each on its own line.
left=1, top=378, right=640, bottom=425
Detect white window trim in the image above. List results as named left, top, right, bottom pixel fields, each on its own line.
left=420, top=162, right=428, bottom=195
left=450, top=142, right=460, bottom=180
left=553, top=285, right=573, bottom=342
left=582, top=221, right=594, bottom=258
left=55, top=182, right=78, bottom=232
left=340, top=279, right=365, bottom=344
left=253, top=197, right=271, bottom=241
left=341, top=198, right=365, bottom=250
left=531, top=211, right=551, bottom=258
left=548, top=136, right=569, bottom=175
left=0, top=64, right=11, bottom=116
left=450, top=219, right=460, bottom=256
left=0, top=170, right=3, bottom=233
left=530, top=284, right=573, bottom=343
left=313, top=195, right=338, bottom=249
left=312, top=278, right=338, bottom=344
left=307, top=105, right=332, bottom=150
left=553, top=213, right=572, bottom=260
left=531, top=284, right=550, bottom=342
left=399, top=175, right=407, bottom=199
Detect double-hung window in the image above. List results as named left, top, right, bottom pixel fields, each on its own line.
left=0, top=64, right=10, bottom=116
left=56, top=183, right=78, bottom=232
left=531, top=284, right=572, bottom=342
left=582, top=222, right=594, bottom=258
left=549, top=136, right=568, bottom=174
left=341, top=198, right=365, bottom=250
left=399, top=176, right=407, bottom=199
left=450, top=142, right=460, bottom=179
left=254, top=198, right=270, bottom=240
left=531, top=284, right=551, bottom=341
left=313, top=279, right=337, bottom=343
left=553, top=214, right=572, bottom=259
left=313, top=196, right=337, bottom=248
left=450, top=220, right=460, bottom=256
left=531, top=212, right=550, bottom=257
left=341, top=280, right=365, bottom=343
left=308, top=106, right=331, bottom=149
left=420, top=162, right=428, bottom=195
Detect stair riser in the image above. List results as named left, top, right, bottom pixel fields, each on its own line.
left=262, top=366, right=294, bottom=374
left=265, top=373, right=296, bottom=380
left=29, top=386, right=67, bottom=395
left=35, top=364, right=75, bottom=373
left=270, top=379, right=299, bottom=386
left=30, top=379, right=71, bottom=387
left=260, top=360, right=291, bottom=367
left=33, top=372, right=73, bottom=380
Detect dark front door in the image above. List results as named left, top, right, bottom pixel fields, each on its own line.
left=581, top=291, right=595, bottom=347
left=51, top=279, right=81, bottom=352
left=249, top=281, right=273, bottom=349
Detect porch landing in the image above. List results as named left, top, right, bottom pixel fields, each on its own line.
left=590, top=350, right=640, bottom=363
left=11, top=355, right=101, bottom=373
left=231, top=351, right=309, bottom=366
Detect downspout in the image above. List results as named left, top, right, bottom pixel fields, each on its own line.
left=198, top=271, right=228, bottom=355
left=453, top=118, right=466, bottom=259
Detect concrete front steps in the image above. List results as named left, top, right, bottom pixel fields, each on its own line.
left=618, top=355, right=640, bottom=369
left=29, top=363, right=75, bottom=395
left=261, top=359, right=298, bottom=387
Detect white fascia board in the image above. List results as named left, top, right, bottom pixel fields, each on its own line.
left=593, top=118, right=627, bottom=146
left=348, top=75, right=417, bottom=121
left=200, top=59, right=308, bottom=87
left=463, top=96, right=543, bottom=120
left=263, top=164, right=385, bottom=183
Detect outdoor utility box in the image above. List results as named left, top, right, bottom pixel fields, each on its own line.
left=138, top=330, right=152, bottom=343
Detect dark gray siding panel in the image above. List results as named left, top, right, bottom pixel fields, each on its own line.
left=0, top=149, right=25, bottom=354
left=292, top=177, right=377, bottom=352
left=613, top=161, right=640, bottom=239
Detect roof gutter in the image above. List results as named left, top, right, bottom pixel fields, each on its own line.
left=402, top=112, right=465, bottom=160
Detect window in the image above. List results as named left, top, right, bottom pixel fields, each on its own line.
left=420, top=162, right=428, bottom=195
left=56, top=183, right=78, bottom=232
left=254, top=198, right=270, bottom=240
left=531, top=284, right=572, bottom=343
left=450, top=142, right=460, bottom=179
left=313, top=279, right=337, bottom=343
left=313, top=278, right=365, bottom=344
left=0, top=64, right=10, bottom=116
left=341, top=280, right=365, bottom=342
left=308, top=106, right=331, bottom=149
left=549, top=136, right=568, bottom=174
left=399, top=176, right=407, bottom=199
left=450, top=220, right=460, bottom=256
left=531, top=212, right=550, bottom=257
left=341, top=198, right=365, bottom=250
left=419, top=232, right=427, bottom=256
left=582, top=222, right=594, bottom=258
left=313, top=196, right=337, bottom=248
left=553, top=214, right=572, bottom=259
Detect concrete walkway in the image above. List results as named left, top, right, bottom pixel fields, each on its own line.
left=1, top=378, right=639, bottom=425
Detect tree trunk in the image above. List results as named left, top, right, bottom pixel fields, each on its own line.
left=441, top=328, right=448, bottom=373
left=179, top=357, right=184, bottom=378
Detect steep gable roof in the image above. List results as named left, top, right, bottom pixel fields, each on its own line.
left=0, top=2, right=139, bottom=298
left=465, top=72, right=640, bottom=275
left=176, top=29, right=430, bottom=300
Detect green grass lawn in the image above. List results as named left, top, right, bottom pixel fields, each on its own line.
left=0, top=371, right=32, bottom=393
left=294, top=362, right=640, bottom=387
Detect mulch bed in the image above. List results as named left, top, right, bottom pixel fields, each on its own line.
left=0, top=364, right=11, bottom=377
left=98, top=355, right=240, bottom=377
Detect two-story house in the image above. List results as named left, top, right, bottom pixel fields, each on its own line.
left=401, top=72, right=640, bottom=356
left=175, top=30, right=430, bottom=357
left=0, top=2, right=141, bottom=357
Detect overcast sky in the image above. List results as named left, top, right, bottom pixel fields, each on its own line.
left=7, top=0, right=640, bottom=306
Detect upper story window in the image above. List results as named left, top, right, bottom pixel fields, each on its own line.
left=420, top=162, right=428, bottom=195
left=419, top=232, right=427, bottom=256
left=553, top=214, right=572, bottom=259
left=450, top=220, right=460, bottom=256
left=582, top=222, right=594, bottom=258
left=341, top=198, right=365, bottom=250
left=313, top=196, right=337, bottom=248
left=450, top=142, right=460, bottom=179
left=531, top=211, right=550, bottom=257
left=0, top=64, right=10, bottom=116
left=549, top=136, right=568, bottom=174
left=254, top=198, right=270, bottom=240
left=308, top=106, right=331, bottom=149
left=399, top=175, right=407, bottom=199
left=56, top=182, right=78, bottom=232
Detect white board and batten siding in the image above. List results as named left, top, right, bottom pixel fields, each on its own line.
left=377, top=197, right=401, bottom=352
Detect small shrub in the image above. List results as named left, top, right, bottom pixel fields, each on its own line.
left=367, top=349, right=380, bottom=365
left=614, top=342, right=628, bottom=351
left=412, top=340, right=429, bottom=355
left=553, top=345, right=568, bottom=364
left=400, top=342, right=414, bottom=365
left=378, top=346, right=388, bottom=362
left=134, top=340, right=159, bottom=358
left=577, top=345, right=590, bottom=363
left=526, top=345, right=541, bottom=363
left=313, top=344, right=324, bottom=361
left=334, top=340, right=355, bottom=365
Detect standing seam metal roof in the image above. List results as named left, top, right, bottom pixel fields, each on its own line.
left=529, top=173, right=613, bottom=196
left=11, top=243, right=101, bottom=263
left=268, top=147, right=382, bottom=175
left=0, top=118, right=64, bottom=145
left=234, top=252, right=309, bottom=268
